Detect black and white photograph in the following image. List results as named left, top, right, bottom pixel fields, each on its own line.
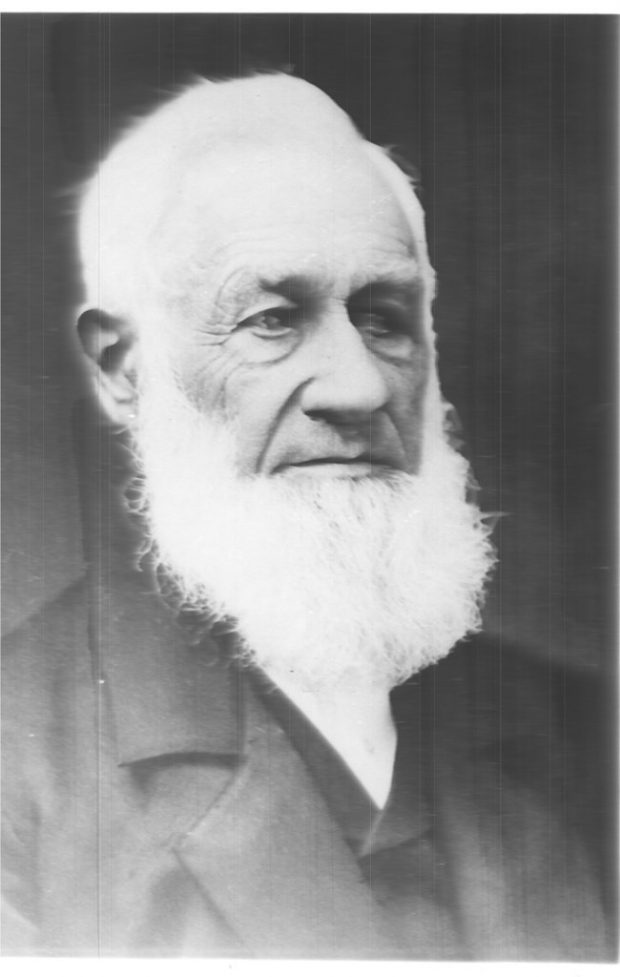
left=1, top=12, right=617, bottom=960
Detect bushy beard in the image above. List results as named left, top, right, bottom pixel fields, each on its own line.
left=129, top=371, right=495, bottom=694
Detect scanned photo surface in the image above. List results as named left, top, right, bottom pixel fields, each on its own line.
left=1, top=13, right=617, bottom=959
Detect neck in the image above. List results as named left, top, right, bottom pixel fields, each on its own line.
left=263, top=666, right=397, bottom=808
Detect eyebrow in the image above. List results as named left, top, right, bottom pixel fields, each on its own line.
left=211, top=261, right=422, bottom=322
left=257, top=264, right=422, bottom=301
left=351, top=275, right=423, bottom=299
left=257, top=275, right=317, bottom=299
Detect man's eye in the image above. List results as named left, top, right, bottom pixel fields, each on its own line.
left=350, top=311, right=395, bottom=338
left=238, top=309, right=294, bottom=338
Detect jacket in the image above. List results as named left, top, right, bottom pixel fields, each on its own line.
left=1, top=558, right=612, bottom=958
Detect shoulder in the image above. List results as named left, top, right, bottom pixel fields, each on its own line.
left=2, top=578, right=98, bottom=811
left=2, top=580, right=97, bottom=951
left=2, top=576, right=90, bottom=658
left=419, top=629, right=604, bottom=745
left=418, top=632, right=611, bottom=912
left=419, top=636, right=614, bottom=959
left=404, top=632, right=608, bottom=834
left=2, top=578, right=93, bottom=729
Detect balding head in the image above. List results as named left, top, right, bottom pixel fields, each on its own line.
left=78, top=74, right=433, bottom=320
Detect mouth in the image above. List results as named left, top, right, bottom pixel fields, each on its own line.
left=274, top=455, right=399, bottom=479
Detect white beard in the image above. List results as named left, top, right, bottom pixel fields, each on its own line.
left=129, top=372, right=495, bottom=694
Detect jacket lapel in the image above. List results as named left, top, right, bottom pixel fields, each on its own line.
left=175, top=685, right=401, bottom=959
left=91, top=558, right=400, bottom=956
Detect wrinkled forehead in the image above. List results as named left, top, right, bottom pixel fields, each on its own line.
left=150, top=139, right=419, bottom=301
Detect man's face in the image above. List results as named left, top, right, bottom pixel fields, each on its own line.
left=153, top=144, right=431, bottom=479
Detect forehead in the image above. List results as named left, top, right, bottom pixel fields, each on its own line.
left=156, top=143, right=419, bottom=310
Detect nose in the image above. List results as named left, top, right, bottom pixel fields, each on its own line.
left=300, top=311, right=391, bottom=423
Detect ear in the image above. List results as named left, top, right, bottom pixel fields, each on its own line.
left=77, top=309, right=139, bottom=426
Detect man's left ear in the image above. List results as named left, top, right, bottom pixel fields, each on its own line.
left=77, top=308, right=140, bottom=426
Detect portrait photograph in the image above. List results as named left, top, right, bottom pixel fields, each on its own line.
left=1, top=12, right=617, bottom=961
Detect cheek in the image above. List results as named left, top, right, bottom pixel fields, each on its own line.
left=388, top=344, right=430, bottom=414
left=182, top=351, right=291, bottom=471
left=174, top=342, right=253, bottom=420
left=386, top=352, right=431, bottom=470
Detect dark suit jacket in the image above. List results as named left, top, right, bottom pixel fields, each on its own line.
left=1, top=559, right=612, bottom=958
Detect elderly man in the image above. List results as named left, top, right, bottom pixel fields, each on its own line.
left=1, top=74, right=609, bottom=958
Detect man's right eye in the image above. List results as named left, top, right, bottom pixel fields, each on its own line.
left=238, top=309, right=295, bottom=339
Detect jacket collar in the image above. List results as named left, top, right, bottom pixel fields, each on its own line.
left=174, top=683, right=404, bottom=959
left=88, top=560, right=244, bottom=765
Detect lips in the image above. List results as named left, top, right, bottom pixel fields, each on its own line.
left=291, top=455, right=371, bottom=467
left=273, top=452, right=400, bottom=475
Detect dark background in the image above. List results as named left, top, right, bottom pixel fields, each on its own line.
left=1, top=14, right=617, bottom=678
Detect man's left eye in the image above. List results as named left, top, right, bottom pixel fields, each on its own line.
left=238, top=309, right=294, bottom=338
left=350, top=311, right=395, bottom=338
